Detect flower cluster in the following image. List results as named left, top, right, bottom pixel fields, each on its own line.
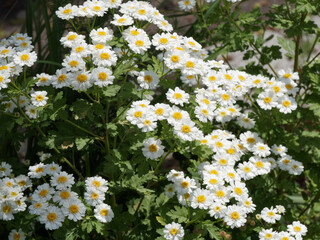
left=1, top=160, right=113, bottom=233
left=259, top=221, right=307, bottom=240
left=0, top=162, right=30, bottom=221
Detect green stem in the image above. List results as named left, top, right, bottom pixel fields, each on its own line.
left=306, top=34, right=319, bottom=62
left=298, top=191, right=320, bottom=218
left=65, top=119, right=102, bottom=140
left=68, top=19, right=78, bottom=33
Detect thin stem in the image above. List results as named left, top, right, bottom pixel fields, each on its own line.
left=306, top=34, right=319, bottom=62
left=68, top=19, right=78, bottom=33
left=65, top=119, right=103, bottom=140
left=298, top=191, right=320, bottom=218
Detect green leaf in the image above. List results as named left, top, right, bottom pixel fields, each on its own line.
left=166, top=206, right=188, bottom=223
left=102, top=85, right=121, bottom=97
left=75, top=138, right=94, bottom=150
left=156, top=216, right=167, bottom=226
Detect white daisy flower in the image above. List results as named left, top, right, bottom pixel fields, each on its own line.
left=39, top=205, right=64, bottom=230
left=30, top=90, right=48, bottom=107
left=163, top=222, right=184, bottom=240
left=13, top=50, right=37, bottom=67
left=166, top=87, right=190, bottom=106
left=50, top=171, right=75, bottom=190
left=261, top=206, right=281, bottom=224
left=111, top=14, right=134, bottom=26
left=142, top=137, right=165, bottom=160
left=223, top=205, right=247, bottom=228
left=28, top=163, right=46, bottom=179
left=8, top=228, right=26, bottom=240
left=90, top=27, right=114, bottom=44
left=137, top=70, right=160, bottom=90
left=287, top=221, right=307, bottom=239
left=85, top=176, right=109, bottom=193
left=28, top=201, right=48, bottom=215
left=62, top=198, right=86, bottom=221
left=0, top=162, right=12, bottom=178
left=94, top=203, right=114, bottom=223
left=84, top=188, right=105, bottom=206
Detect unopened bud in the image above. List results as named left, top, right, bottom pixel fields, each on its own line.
left=226, top=234, right=232, bottom=240
left=250, top=220, right=256, bottom=226
left=220, top=231, right=227, bottom=238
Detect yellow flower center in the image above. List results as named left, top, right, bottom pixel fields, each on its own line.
left=75, top=46, right=84, bottom=52
left=91, top=193, right=99, bottom=199
left=228, top=173, right=235, bottom=178
left=63, top=9, right=72, bottom=14
left=268, top=211, right=274, bottom=216
left=2, top=205, right=11, bottom=213
left=100, top=53, right=110, bottom=60
left=20, top=54, right=29, bottom=61
left=149, top=144, right=158, bottom=152
left=209, top=178, right=217, bottom=184
left=93, top=180, right=101, bottom=187
left=181, top=125, right=191, bottom=133
left=57, top=176, right=67, bottom=183
left=60, top=191, right=70, bottom=199
left=294, top=226, right=301, bottom=232
left=160, top=38, right=168, bottom=44
left=171, top=55, right=179, bottom=63
left=210, top=169, right=218, bottom=175
left=77, top=74, right=87, bottom=82
left=264, top=97, right=271, bottom=103
left=181, top=181, right=189, bottom=188
left=47, top=212, right=57, bottom=221
left=174, top=93, right=182, bottom=99
left=117, top=18, right=126, bottom=23
left=39, top=189, right=48, bottom=197
left=219, top=159, right=227, bottom=165
left=98, top=31, right=106, bottom=36
left=1, top=49, right=9, bottom=54
left=231, top=212, right=239, bottom=220
left=216, top=190, right=225, bottom=197
left=134, top=111, right=142, bottom=118
left=238, top=75, right=245, bottom=81
left=67, top=34, right=77, bottom=40
left=13, top=233, right=21, bottom=240
left=36, top=95, right=44, bottom=102
left=234, top=187, right=242, bottom=195
left=227, top=148, right=235, bottom=154
left=144, top=75, right=153, bottom=83
left=209, top=76, right=216, bottom=81
left=285, top=84, right=293, bottom=90
left=216, top=142, right=223, bottom=148
left=283, top=73, right=291, bottom=78
left=197, top=195, right=206, bottom=203
left=58, top=74, right=67, bottom=82
left=202, top=109, right=208, bottom=115
left=170, top=228, right=178, bottom=235
left=273, top=86, right=280, bottom=93
left=244, top=167, right=251, bottom=173
left=225, top=74, right=232, bottom=80
left=138, top=9, right=146, bottom=15
left=69, top=205, right=79, bottom=213
left=256, top=161, right=264, bottom=168
left=282, top=100, right=291, bottom=107
left=247, top=137, right=255, bottom=143
left=34, top=203, right=42, bottom=208
left=100, top=209, right=108, bottom=216
left=69, top=60, right=78, bottom=67
left=93, top=6, right=101, bottom=11
left=265, top=233, right=272, bottom=238
left=222, top=94, right=230, bottom=100
left=135, top=40, right=144, bottom=46
left=95, top=44, right=104, bottom=49
left=173, top=112, right=182, bottom=120
left=155, top=108, right=163, bottom=115
left=185, top=61, right=194, bottom=68
left=254, top=79, right=261, bottom=84
left=130, top=30, right=139, bottom=36
left=18, top=180, right=26, bottom=186
left=99, top=72, right=107, bottom=80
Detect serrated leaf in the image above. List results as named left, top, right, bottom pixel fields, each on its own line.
left=102, top=85, right=121, bottom=97
left=75, top=138, right=94, bottom=150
